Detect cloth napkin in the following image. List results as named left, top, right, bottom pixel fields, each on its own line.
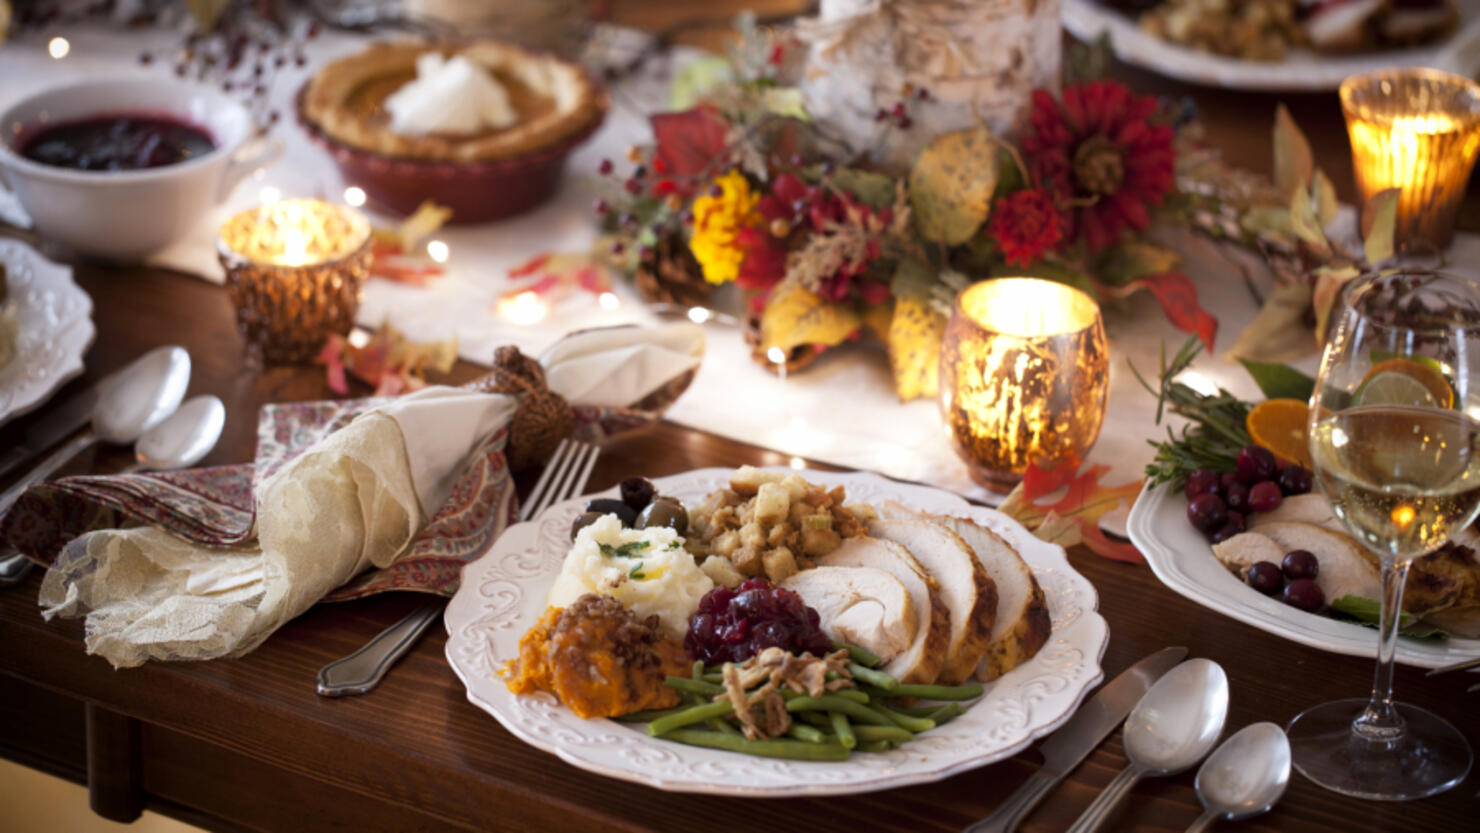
left=0, top=323, right=704, bottom=668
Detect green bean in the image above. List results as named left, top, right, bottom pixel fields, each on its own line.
left=661, top=729, right=851, bottom=761
left=858, top=740, right=894, bottom=752
left=786, top=723, right=827, bottom=744
left=785, top=695, right=894, bottom=726
left=924, top=702, right=967, bottom=726
left=852, top=725, right=914, bottom=744
left=647, top=700, right=735, bottom=736
left=800, top=712, right=833, bottom=729
left=830, top=710, right=856, bottom=750
left=834, top=641, right=883, bottom=668
left=691, top=660, right=705, bottom=679
left=848, top=662, right=897, bottom=690
left=871, top=703, right=936, bottom=733
left=664, top=676, right=725, bottom=697
left=706, top=717, right=741, bottom=735
left=830, top=688, right=870, bottom=704
left=885, top=682, right=984, bottom=700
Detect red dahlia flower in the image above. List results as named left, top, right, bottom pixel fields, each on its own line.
left=987, top=188, right=1067, bottom=267
left=1022, top=81, right=1175, bottom=252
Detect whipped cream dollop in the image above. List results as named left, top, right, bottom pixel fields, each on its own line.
left=384, top=53, right=518, bottom=136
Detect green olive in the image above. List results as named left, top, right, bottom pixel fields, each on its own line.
left=637, top=498, right=688, bottom=534
left=570, top=511, right=605, bottom=541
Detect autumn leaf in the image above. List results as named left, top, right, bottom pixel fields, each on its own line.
left=888, top=295, right=947, bottom=401
left=316, top=323, right=457, bottom=397
left=999, top=460, right=1144, bottom=563
left=651, top=106, right=731, bottom=179
left=368, top=201, right=451, bottom=286
left=833, top=168, right=899, bottom=211
left=1096, top=272, right=1217, bottom=351
left=1362, top=188, right=1400, bottom=265
left=1312, top=265, right=1361, bottom=343
left=1288, top=184, right=1329, bottom=255
left=1226, top=280, right=1314, bottom=363
left=909, top=126, right=1000, bottom=245
left=1312, top=170, right=1340, bottom=227
left=497, top=251, right=613, bottom=314
left=860, top=301, right=894, bottom=342
left=760, top=279, right=862, bottom=352
left=1273, top=104, right=1313, bottom=195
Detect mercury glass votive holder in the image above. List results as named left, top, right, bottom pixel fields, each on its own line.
left=1340, top=68, right=1480, bottom=251
left=218, top=199, right=372, bottom=364
left=938, top=278, right=1109, bottom=492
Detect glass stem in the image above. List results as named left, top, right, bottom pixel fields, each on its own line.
left=1354, top=558, right=1412, bottom=742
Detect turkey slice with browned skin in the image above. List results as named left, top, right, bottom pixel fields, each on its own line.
left=867, top=518, right=996, bottom=685
left=812, top=536, right=950, bottom=684
left=1216, top=523, right=1380, bottom=604
left=881, top=502, right=1050, bottom=681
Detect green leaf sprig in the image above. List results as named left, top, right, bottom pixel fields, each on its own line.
left=1130, top=336, right=1254, bottom=488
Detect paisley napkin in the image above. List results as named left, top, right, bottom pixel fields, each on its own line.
left=0, top=323, right=704, bottom=667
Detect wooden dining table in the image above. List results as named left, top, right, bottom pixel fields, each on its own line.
left=2, top=10, right=1479, bottom=833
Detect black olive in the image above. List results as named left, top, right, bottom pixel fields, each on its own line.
left=570, top=511, right=605, bottom=541
left=619, top=476, right=658, bottom=510
left=637, top=498, right=688, bottom=534
left=585, top=498, right=638, bottom=526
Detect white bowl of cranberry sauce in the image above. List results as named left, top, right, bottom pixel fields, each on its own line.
left=0, top=77, right=280, bottom=261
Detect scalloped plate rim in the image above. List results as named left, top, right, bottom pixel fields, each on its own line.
left=1127, top=481, right=1480, bottom=668
left=444, top=467, right=1108, bottom=796
left=1062, top=0, right=1480, bottom=92
left=0, top=238, right=93, bottom=428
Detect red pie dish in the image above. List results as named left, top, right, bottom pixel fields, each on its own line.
left=294, top=41, right=608, bottom=224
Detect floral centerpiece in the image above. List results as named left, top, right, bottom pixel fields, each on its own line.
left=588, top=21, right=1398, bottom=400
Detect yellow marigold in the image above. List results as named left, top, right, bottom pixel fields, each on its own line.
left=688, top=170, right=760, bottom=285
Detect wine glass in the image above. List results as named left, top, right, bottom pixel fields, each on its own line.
left=1289, top=272, right=1478, bottom=800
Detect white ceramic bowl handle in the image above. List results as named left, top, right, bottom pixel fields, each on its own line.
left=218, top=135, right=284, bottom=202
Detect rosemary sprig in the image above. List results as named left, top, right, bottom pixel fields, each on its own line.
left=1130, top=336, right=1255, bottom=488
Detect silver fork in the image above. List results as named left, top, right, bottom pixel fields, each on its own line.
left=316, top=439, right=601, bottom=697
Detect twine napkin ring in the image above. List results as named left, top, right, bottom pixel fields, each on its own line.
left=480, top=346, right=573, bottom=471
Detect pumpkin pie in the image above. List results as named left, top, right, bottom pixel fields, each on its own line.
left=301, top=40, right=603, bottom=163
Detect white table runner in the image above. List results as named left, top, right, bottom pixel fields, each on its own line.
left=8, top=24, right=1445, bottom=511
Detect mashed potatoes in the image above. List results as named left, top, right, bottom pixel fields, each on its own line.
left=547, top=514, right=713, bottom=639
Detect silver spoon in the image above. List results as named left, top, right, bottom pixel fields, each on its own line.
left=0, top=347, right=192, bottom=585
left=1186, top=722, right=1290, bottom=833
left=0, top=392, right=221, bottom=585
left=1065, top=659, right=1230, bottom=833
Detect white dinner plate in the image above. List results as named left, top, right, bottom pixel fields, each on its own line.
left=1063, top=0, right=1480, bottom=92
left=444, top=467, right=1109, bottom=796
left=1127, top=481, right=1480, bottom=668
left=0, top=239, right=93, bottom=428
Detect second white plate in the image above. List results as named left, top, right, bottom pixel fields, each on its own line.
left=1127, top=481, right=1480, bottom=668
left=0, top=239, right=93, bottom=428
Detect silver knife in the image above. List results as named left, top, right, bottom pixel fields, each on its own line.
left=962, top=646, right=1189, bottom=833
left=0, top=372, right=110, bottom=481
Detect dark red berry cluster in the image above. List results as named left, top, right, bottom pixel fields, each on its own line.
left=685, top=577, right=832, bottom=665
left=1185, top=445, right=1313, bottom=544
left=1247, top=550, right=1324, bottom=612
left=872, top=86, right=930, bottom=130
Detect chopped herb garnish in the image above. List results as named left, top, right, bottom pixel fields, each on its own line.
left=599, top=540, right=652, bottom=558
left=629, top=561, right=647, bottom=580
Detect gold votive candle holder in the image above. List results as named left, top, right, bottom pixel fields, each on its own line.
left=938, top=278, right=1109, bottom=492
left=1340, top=68, right=1480, bottom=251
left=218, top=199, right=372, bottom=364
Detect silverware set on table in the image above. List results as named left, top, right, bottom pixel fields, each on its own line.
left=0, top=345, right=225, bottom=586
left=966, top=650, right=1290, bottom=833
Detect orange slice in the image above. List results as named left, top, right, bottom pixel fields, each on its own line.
left=1359, top=358, right=1454, bottom=409
left=1246, top=398, right=1312, bottom=468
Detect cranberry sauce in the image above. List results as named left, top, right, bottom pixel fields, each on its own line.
left=20, top=113, right=216, bottom=172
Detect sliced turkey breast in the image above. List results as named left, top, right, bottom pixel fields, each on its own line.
left=868, top=518, right=996, bottom=684
left=780, top=566, right=917, bottom=662
left=1249, top=493, right=1347, bottom=533
left=813, top=536, right=950, bottom=684
left=881, top=502, right=1050, bottom=681
left=1254, top=521, right=1381, bottom=604
left=1212, top=531, right=1287, bottom=578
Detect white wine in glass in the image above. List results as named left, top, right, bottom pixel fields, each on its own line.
left=1290, top=273, right=1477, bottom=800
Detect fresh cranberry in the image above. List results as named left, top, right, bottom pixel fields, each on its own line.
left=1248, top=481, right=1284, bottom=513
left=1236, top=446, right=1278, bottom=486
